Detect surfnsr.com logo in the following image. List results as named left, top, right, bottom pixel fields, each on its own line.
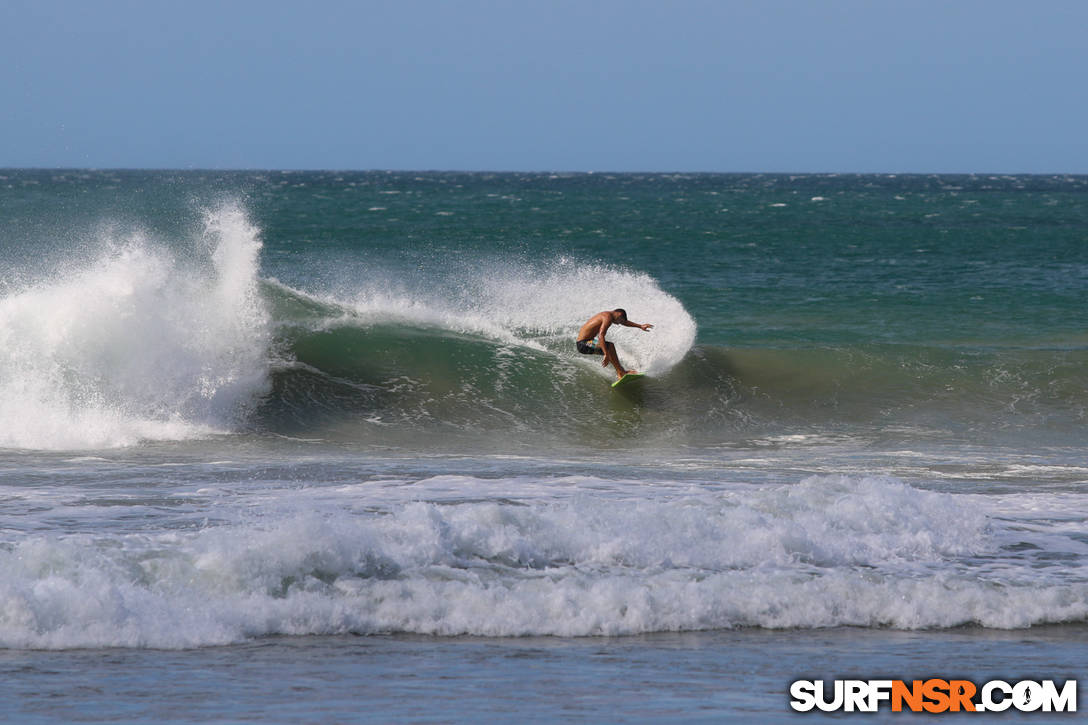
left=790, top=679, right=1077, bottom=713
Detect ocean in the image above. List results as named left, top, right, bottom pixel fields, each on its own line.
left=1, top=170, right=1086, bottom=722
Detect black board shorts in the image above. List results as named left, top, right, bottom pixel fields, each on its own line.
left=576, top=339, right=602, bottom=355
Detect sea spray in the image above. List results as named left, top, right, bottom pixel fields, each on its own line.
left=0, top=202, right=270, bottom=449
left=275, top=256, right=697, bottom=376
left=470, top=259, right=698, bottom=376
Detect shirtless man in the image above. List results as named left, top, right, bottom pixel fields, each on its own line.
left=576, top=309, right=653, bottom=380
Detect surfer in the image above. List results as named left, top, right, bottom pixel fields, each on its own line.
left=576, top=309, right=653, bottom=380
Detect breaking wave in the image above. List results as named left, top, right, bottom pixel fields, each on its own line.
left=3, top=203, right=1085, bottom=451
left=0, top=202, right=270, bottom=449
left=2, top=474, right=1085, bottom=648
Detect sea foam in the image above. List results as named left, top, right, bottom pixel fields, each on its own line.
left=2, top=475, right=1085, bottom=649
left=0, top=202, right=270, bottom=449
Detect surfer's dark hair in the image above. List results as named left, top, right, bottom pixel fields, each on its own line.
left=613, top=308, right=627, bottom=319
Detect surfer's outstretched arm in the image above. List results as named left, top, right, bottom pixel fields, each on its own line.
left=618, top=319, right=653, bottom=331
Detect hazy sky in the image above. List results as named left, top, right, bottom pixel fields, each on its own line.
left=2, top=0, right=1086, bottom=173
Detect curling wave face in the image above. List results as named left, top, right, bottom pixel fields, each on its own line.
left=257, top=261, right=698, bottom=444
left=257, top=276, right=1088, bottom=449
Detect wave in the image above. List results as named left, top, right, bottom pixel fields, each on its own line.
left=0, top=202, right=270, bottom=449
left=2, top=475, right=1085, bottom=648
left=256, top=261, right=1088, bottom=446
left=3, top=204, right=1086, bottom=451
left=257, top=272, right=699, bottom=442
left=259, top=289, right=1088, bottom=447
left=0, top=206, right=698, bottom=450
left=671, top=344, right=1088, bottom=440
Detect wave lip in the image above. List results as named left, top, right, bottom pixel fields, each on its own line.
left=0, top=202, right=271, bottom=450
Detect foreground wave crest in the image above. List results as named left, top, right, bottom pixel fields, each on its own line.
left=2, top=475, right=1085, bottom=649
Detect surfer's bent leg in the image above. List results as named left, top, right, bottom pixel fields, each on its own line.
left=604, top=342, right=627, bottom=378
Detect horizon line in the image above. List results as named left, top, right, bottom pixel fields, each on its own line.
left=3, top=166, right=1087, bottom=177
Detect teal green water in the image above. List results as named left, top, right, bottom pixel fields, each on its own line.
left=4, top=170, right=1085, bottom=450
left=257, top=172, right=1087, bottom=347
left=3, top=171, right=1087, bottom=721
left=8, top=170, right=1087, bottom=345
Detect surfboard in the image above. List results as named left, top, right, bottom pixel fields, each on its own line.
left=611, top=372, right=645, bottom=388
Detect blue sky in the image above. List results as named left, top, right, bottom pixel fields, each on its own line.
left=2, top=0, right=1086, bottom=172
